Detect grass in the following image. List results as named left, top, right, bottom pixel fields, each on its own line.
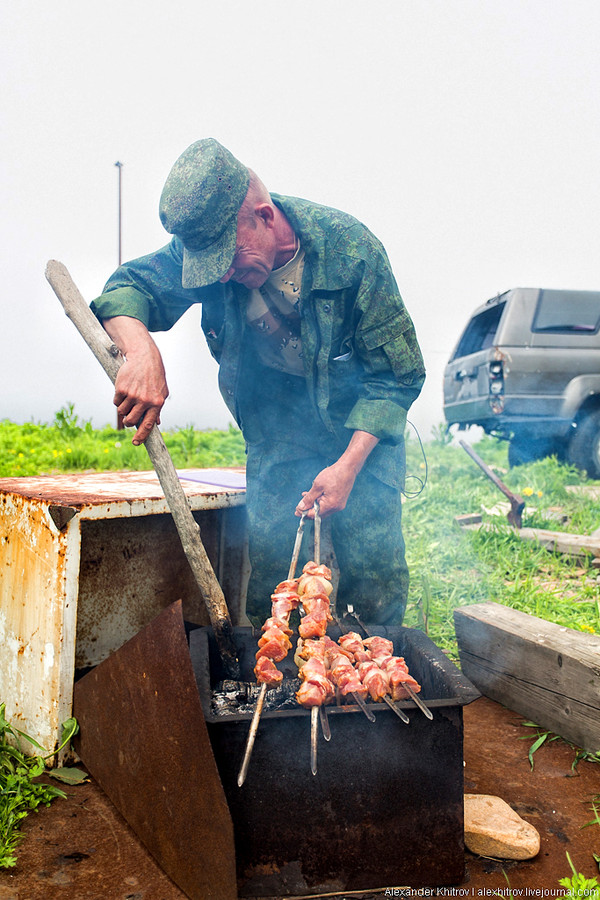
left=402, top=432, right=600, bottom=657
left=0, top=403, right=246, bottom=478
left=3, top=408, right=599, bottom=657
left=3, top=409, right=600, bottom=876
left=3, top=408, right=599, bottom=656
left=0, top=705, right=81, bottom=868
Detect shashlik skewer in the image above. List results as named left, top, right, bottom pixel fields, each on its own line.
left=309, top=501, right=322, bottom=773
left=338, top=631, right=416, bottom=724
left=237, top=685, right=267, bottom=787
left=238, top=514, right=306, bottom=788
left=340, top=626, right=431, bottom=719
left=345, top=604, right=433, bottom=719
left=295, top=575, right=332, bottom=759
left=295, top=504, right=368, bottom=716
left=332, top=633, right=406, bottom=723
left=296, top=634, right=376, bottom=723
left=363, top=635, right=433, bottom=720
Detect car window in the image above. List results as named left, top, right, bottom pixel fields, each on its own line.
left=533, top=290, right=600, bottom=334
left=452, top=302, right=506, bottom=359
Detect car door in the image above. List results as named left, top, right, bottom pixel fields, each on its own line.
left=443, top=298, right=507, bottom=424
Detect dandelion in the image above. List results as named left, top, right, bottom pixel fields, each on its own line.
left=537, top=490, right=543, bottom=498
left=522, top=487, right=534, bottom=497
left=30, top=448, right=35, bottom=453
left=18, top=452, right=24, bottom=458
left=66, top=448, right=72, bottom=454
left=52, top=450, right=58, bottom=458
left=104, top=448, right=109, bottom=453
left=114, top=441, right=121, bottom=448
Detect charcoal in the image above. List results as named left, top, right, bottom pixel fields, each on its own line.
left=211, top=677, right=302, bottom=717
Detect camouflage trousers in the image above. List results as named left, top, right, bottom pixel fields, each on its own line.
left=244, top=442, right=409, bottom=626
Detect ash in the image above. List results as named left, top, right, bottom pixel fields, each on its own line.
left=211, top=678, right=302, bottom=717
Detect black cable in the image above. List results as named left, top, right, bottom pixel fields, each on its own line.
left=402, top=419, right=428, bottom=499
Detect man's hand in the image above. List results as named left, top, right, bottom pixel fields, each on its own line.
left=103, top=316, right=169, bottom=445
left=295, top=431, right=379, bottom=518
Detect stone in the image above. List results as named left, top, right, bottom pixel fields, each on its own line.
left=464, top=793, right=540, bottom=860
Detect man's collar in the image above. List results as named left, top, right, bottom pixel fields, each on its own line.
left=271, top=193, right=356, bottom=292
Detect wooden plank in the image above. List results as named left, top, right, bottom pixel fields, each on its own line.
left=454, top=602, right=600, bottom=753
left=566, top=485, right=600, bottom=501
left=517, top=527, right=600, bottom=556
left=454, top=513, right=483, bottom=527
left=458, top=521, right=600, bottom=559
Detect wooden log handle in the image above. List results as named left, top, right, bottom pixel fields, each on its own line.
left=45, top=259, right=241, bottom=679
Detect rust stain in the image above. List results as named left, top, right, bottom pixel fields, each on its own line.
left=0, top=493, right=68, bottom=749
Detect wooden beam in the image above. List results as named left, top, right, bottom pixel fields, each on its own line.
left=459, top=520, right=600, bottom=560
left=454, top=602, right=600, bottom=753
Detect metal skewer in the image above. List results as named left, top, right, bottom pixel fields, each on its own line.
left=310, top=501, right=322, bottom=774
left=344, top=604, right=421, bottom=723
left=330, top=611, right=377, bottom=723
left=237, top=682, right=267, bottom=787
left=319, top=705, right=331, bottom=741
left=311, top=706, right=319, bottom=774
left=313, top=500, right=321, bottom=565
left=350, top=690, right=377, bottom=722
left=288, top=512, right=307, bottom=580
left=401, top=682, right=433, bottom=720
left=383, top=695, right=410, bottom=724
left=238, top=513, right=308, bottom=787
left=295, top=506, right=333, bottom=745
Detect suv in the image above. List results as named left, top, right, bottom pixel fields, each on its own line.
left=443, top=287, right=600, bottom=475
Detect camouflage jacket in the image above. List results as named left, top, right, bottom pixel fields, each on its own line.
left=92, top=194, right=426, bottom=487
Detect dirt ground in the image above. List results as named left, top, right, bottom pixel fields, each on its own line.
left=1, top=696, right=599, bottom=900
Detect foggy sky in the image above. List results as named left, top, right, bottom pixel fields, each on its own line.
left=3, top=0, right=599, bottom=442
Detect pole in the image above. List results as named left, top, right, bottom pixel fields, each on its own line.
left=114, top=161, right=123, bottom=265
left=114, top=161, right=124, bottom=429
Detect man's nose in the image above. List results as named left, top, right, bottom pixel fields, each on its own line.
left=219, top=267, right=235, bottom=284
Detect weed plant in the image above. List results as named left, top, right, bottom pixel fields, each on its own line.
left=0, top=705, right=80, bottom=868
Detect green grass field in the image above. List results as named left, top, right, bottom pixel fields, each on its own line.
left=403, top=433, right=600, bottom=657
left=2, top=408, right=600, bottom=877
left=2, top=405, right=599, bottom=657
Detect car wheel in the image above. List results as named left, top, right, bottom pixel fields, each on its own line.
left=508, top=435, right=558, bottom=467
left=567, top=411, right=600, bottom=478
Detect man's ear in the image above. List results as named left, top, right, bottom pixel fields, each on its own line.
left=255, top=203, right=276, bottom=228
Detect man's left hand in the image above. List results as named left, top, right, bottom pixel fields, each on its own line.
left=295, top=430, right=380, bottom=518
left=295, top=460, right=357, bottom=518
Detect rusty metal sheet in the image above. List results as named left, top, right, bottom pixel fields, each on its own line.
left=73, top=600, right=237, bottom=900
left=0, top=469, right=246, bottom=510
left=0, top=491, right=77, bottom=753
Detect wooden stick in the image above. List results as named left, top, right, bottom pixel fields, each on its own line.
left=45, top=260, right=240, bottom=679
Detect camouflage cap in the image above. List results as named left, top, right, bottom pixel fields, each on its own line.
left=159, top=139, right=250, bottom=288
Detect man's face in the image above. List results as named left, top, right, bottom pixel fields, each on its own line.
left=219, top=211, right=277, bottom=289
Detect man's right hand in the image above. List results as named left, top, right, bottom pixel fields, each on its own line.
left=102, top=316, right=169, bottom=445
